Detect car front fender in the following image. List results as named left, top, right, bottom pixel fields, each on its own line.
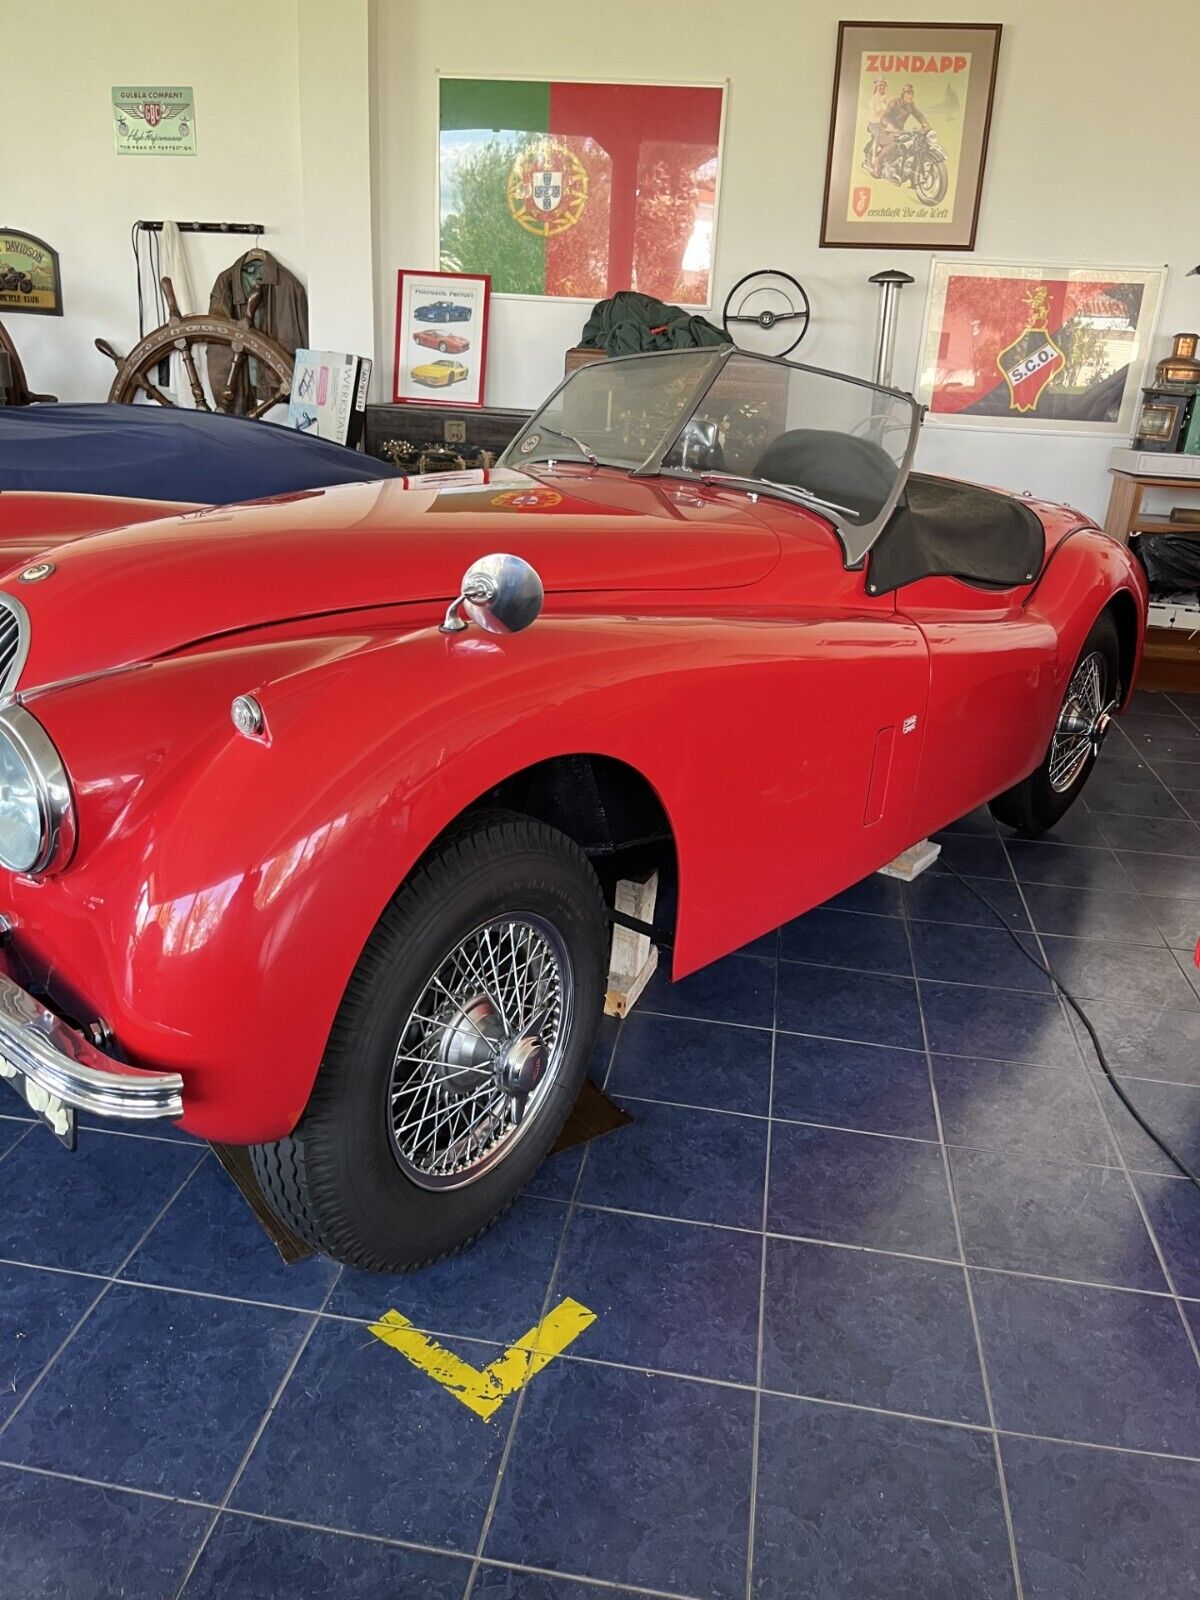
left=8, top=615, right=773, bottom=1140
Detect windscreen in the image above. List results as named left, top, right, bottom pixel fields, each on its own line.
left=503, top=350, right=725, bottom=472
left=657, top=354, right=919, bottom=559
left=501, top=349, right=921, bottom=563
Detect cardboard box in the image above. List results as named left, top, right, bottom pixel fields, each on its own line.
left=288, top=351, right=372, bottom=447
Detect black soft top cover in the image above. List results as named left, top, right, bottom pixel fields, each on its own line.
left=867, top=472, right=1045, bottom=595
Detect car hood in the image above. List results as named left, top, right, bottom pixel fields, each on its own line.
left=4, top=466, right=782, bottom=689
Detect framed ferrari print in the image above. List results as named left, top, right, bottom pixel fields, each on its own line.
left=393, top=269, right=491, bottom=407
left=819, top=22, right=1001, bottom=249
left=915, top=260, right=1167, bottom=435
left=437, top=74, right=727, bottom=305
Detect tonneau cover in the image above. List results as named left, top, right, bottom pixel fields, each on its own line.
left=867, top=473, right=1045, bottom=595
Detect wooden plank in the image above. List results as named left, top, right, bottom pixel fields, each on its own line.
left=877, top=839, right=942, bottom=883
left=605, top=871, right=659, bottom=1018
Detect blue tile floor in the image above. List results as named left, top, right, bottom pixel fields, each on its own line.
left=1, top=694, right=1200, bottom=1598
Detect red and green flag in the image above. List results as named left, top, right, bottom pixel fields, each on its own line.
left=438, top=77, right=723, bottom=305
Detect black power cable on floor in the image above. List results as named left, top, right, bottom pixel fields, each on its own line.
left=937, top=858, right=1200, bottom=1194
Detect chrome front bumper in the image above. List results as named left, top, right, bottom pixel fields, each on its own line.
left=0, top=970, right=183, bottom=1121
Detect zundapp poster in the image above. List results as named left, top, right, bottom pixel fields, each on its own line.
left=820, top=23, right=1000, bottom=249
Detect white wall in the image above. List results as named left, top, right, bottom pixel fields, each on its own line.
left=7, top=0, right=307, bottom=405
left=9, top=0, right=1196, bottom=521
left=297, top=0, right=377, bottom=360
left=8, top=0, right=379, bottom=405
left=371, top=0, right=1197, bottom=520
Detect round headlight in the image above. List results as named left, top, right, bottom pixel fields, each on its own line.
left=0, top=706, right=75, bottom=874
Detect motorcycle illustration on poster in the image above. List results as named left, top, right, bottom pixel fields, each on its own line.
left=0, top=230, right=62, bottom=316
left=820, top=23, right=1001, bottom=250
left=916, top=260, right=1167, bottom=435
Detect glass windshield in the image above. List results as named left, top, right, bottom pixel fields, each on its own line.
left=504, top=349, right=724, bottom=473
left=501, top=348, right=922, bottom=564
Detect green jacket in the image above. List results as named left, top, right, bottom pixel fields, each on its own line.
left=579, top=291, right=730, bottom=356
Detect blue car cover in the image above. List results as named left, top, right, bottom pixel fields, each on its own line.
left=0, top=404, right=393, bottom=504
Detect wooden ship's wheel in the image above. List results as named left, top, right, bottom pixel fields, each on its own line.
left=96, top=276, right=293, bottom=418
left=0, top=318, right=56, bottom=405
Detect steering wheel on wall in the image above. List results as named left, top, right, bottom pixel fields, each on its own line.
left=722, top=270, right=811, bottom=359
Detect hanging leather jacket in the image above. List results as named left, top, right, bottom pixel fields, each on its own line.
left=207, top=250, right=308, bottom=413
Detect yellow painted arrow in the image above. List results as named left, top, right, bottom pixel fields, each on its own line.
left=368, top=1296, right=597, bottom=1422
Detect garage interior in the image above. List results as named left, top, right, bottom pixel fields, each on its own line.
left=4, top=2, right=1200, bottom=1597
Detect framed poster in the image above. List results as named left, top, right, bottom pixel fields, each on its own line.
left=112, top=86, right=197, bottom=155
left=915, top=260, right=1167, bottom=435
left=437, top=75, right=726, bottom=305
left=820, top=22, right=1001, bottom=249
left=0, top=229, right=62, bottom=316
left=393, top=270, right=490, bottom=407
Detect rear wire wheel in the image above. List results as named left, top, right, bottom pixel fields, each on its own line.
left=988, top=611, right=1121, bottom=836
left=249, top=813, right=607, bottom=1272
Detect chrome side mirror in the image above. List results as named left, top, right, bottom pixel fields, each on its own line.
left=440, top=553, right=544, bottom=635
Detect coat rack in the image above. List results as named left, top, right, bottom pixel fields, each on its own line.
left=135, top=220, right=264, bottom=235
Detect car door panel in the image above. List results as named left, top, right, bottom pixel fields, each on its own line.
left=656, top=605, right=930, bottom=970
left=898, top=576, right=1058, bottom=838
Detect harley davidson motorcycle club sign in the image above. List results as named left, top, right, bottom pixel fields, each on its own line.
left=0, top=230, right=62, bottom=316
left=820, top=22, right=1001, bottom=249
left=111, top=86, right=197, bottom=155
left=916, top=260, right=1167, bottom=436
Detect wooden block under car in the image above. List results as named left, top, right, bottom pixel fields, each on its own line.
left=604, top=871, right=659, bottom=1018
left=877, top=839, right=942, bottom=882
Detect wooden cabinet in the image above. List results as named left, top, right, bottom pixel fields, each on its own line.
left=1104, top=468, right=1200, bottom=691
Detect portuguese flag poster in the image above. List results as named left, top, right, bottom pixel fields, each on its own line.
left=438, top=76, right=725, bottom=305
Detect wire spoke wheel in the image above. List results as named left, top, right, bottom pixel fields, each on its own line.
left=1048, top=649, right=1111, bottom=793
left=388, top=914, right=573, bottom=1190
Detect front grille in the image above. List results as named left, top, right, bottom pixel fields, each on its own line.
left=0, top=594, right=29, bottom=699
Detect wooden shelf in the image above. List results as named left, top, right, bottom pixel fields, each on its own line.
left=1106, top=467, right=1200, bottom=691
left=1113, top=472, right=1200, bottom=491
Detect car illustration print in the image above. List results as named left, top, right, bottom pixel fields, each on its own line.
left=413, top=299, right=472, bottom=323
left=411, top=358, right=469, bottom=389
left=0, top=346, right=1146, bottom=1273
left=413, top=329, right=470, bottom=355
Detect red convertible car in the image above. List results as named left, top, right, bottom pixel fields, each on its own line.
left=0, top=348, right=1145, bottom=1270
left=413, top=328, right=471, bottom=355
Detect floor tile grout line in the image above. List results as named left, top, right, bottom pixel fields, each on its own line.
left=460, top=1023, right=618, bottom=1599
left=743, top=939, right=780, bottom=1600
left=1164, top=692, right=1200, bottom=739
left=230, top=1501, right=713, bottom=1600
left=171, top=1266, right=344, bottom=1599
left=779, top=954, right=1200, bottom=1011
left=0, top=1120, right=32, bottom=1170
left=6, top=1373, right=1200, bottom=1513
left=0, top=1459, right=711, bottom=1600
left=1166, top=943, right=1200, bottom=999
left=0, top=1457, right=223, bottom=1510
left=3, top=1249, right=1189, bottom=1402
left=991, top=828, right=1200, bottom=1381
left=596, top=1093, right=1200, bottom=1177
left=4, top=1207, right=1199, bottom=1332
left=0, top=1145, right=208, bottom=1446
left=638, top=1004, right=1200, bottom=1081
left=898, top=881, right=1026, bottom=1600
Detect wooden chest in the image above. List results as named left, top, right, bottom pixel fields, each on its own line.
left=564, top=346, right=608, bottom=375
left=362, top=402, right=531, bottom=474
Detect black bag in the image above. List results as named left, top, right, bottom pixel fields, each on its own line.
left=1134, top=534, right=1200, bottom=594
